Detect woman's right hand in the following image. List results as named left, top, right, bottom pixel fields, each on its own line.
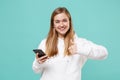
left=36, top=53, right=48, bottom=64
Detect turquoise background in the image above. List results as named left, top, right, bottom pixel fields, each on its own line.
left=0, top=0, right=120, bottom=80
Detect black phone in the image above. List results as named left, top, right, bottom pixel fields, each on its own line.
left=33, top=49, right=46, bottom=57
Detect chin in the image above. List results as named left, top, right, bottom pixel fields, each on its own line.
left=60, top=31, right=67, bottom=35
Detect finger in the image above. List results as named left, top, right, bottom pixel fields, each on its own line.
left=70, top=39, right=74, bottom=45
left=37, top=55, right=47, bottom=60
left=68, top=46, right=72, bottom=50
left=41, top=58, right=48, bottom=62
left=36, top=53, right=39, bottom=59
left=40, top=55, right=48, bottom=60
left=38, top=57, right=48, bottom=64
left=68, top=47, right=72, bottom=53
left=38, top=60, right=44, bottom=64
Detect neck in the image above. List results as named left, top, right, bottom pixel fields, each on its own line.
left=58, top=34, right=65, bottom=39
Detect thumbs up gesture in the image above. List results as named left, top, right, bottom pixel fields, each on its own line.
left=68, top=39, right=77, bottom=54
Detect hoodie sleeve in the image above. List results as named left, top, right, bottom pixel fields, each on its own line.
left=32, top=58, right=44, bottom=74
left=32, top=39, right=46, bottom=74
left=75, top=38, right=108, bottom=60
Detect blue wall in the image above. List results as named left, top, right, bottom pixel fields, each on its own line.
left=0, top=0, right=120, bottom=80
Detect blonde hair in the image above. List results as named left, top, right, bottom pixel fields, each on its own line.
left=45, top=7, right=74, bottom=57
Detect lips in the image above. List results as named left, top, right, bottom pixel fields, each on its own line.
left=60, top=28, right=65, bottom=31
left=58, top=26, right=66, bottom=31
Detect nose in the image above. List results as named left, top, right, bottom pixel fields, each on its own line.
left=60, top=22, right=64, bottom=26
left=60, top=24, right=63, bottom=27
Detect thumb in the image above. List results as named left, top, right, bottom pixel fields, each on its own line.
left=36, top=53, right=39, bottom=59
left=70, top=39, right=74, bottom=45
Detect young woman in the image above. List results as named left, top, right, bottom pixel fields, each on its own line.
left=32, top=7, right=108, bottom=80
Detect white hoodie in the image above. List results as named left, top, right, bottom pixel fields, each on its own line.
left=32, top=34, right=108, bottom=80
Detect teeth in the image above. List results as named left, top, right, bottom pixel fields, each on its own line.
left=60, top=28, right=65, bottom=30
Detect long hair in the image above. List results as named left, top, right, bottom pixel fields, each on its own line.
left=45, top=7, right=74, bottom=57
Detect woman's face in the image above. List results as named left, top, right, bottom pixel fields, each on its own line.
left=53, top=13, right=70, bottom=38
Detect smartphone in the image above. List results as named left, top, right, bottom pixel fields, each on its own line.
left=33, top=49, right=46, bottom=58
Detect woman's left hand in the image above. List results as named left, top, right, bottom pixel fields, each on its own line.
left=68, top=40, right=77, bottom=54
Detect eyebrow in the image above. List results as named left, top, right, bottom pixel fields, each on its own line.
left=54, top=18, right=68, bottom=21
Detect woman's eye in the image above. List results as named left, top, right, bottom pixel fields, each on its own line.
left=55, top=20, right=60, bottom=23
left=63, top=19, right=67, bottom=22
